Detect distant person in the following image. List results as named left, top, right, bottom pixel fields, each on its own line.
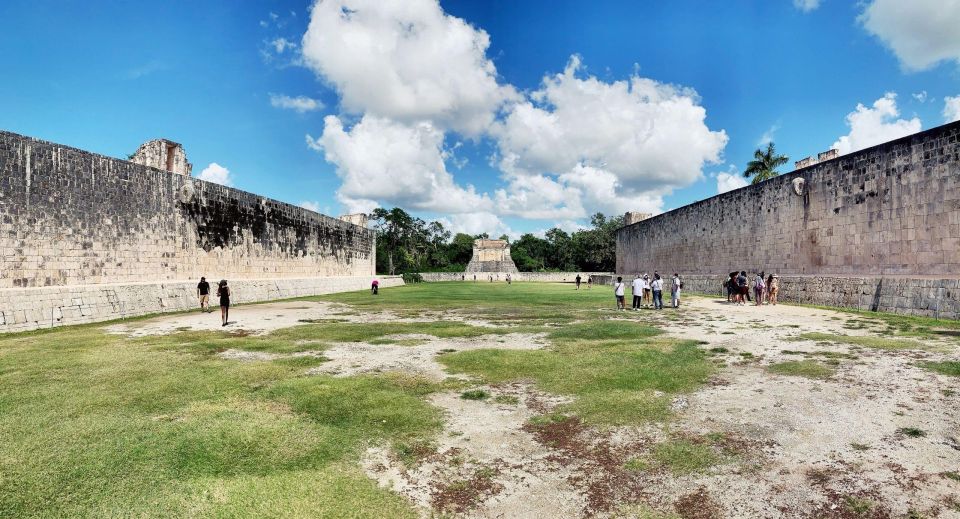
left=217, top=280, right=231, bottom=326
left=575, top=274, right=582, bottom=290
left=642, top=274, right=652, bottom=307
left=671, top=273, right=682, bottom=308
left=727, top=271, right=738, bottom=302
left=587, top=276, right=593, bottom=289
left=489, top=274, right=494, bottom=283
left=197, top=276, right=210, bottom=312
left=506, top=273, right=512, bottom=285
left=473, top=274, right=477, bottom=282
left=371, top=278, right=379, bottom=295
left=736, top=271, right=748, bottom=305
left=461, top=274, right=465, bottom=281
left=614, top=276, right=626, bottom=310
left=754, top=272, right=765, bottom=306
left=631, top=274, right=644, bottom=310
left=768, top=273, right=780, bottom=305
left=651, top=273, right=664, bottom=310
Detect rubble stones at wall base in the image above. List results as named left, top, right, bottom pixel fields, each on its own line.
left=0, top=276, right=403, bottom=333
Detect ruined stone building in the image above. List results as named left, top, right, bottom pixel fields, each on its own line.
left=616, top=121, right=960, bottom=319
left=130, top=139, right=192, bottom=176
left=465, top=239, right=519, bottom=273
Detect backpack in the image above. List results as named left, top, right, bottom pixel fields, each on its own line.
left=680, top=281, right=685, bottom=290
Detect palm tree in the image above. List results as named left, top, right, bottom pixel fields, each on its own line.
left=743, top=142, right=789, bottom=185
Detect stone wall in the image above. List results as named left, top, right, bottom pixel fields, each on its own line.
left=0, top=130, right=381, bottom=332
left=616, top=121, right=960, bottom=318
left=465, top=239, right=519, bottom=273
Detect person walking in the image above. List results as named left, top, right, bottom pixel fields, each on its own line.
left=631, top=274, right=644, bottom=310
left=506, top=273, right=512, bottom=285
left=754, top=272, right=765, bottom=306
left=671, top=273, right=682, bottom=308
left=197, top=276, right=210, bottom=312
left=642, top=274, right=652, bottom=307
left=587, top=276, right=593, bottom=289
left=768, top=274, right=780, bottom=305
left=575, top=274, right=582, bottom=290
left=614, top=276, right=626, bottom=310
left=217, top=280, right=231, bottom=326
left=371, top=278, right=379, bottom=295
left=651, top=273, right=664, bottom=310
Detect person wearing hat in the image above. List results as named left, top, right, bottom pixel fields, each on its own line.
left=217, top=279, right=231, bottom=326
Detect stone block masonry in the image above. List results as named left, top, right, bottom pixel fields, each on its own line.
left=0, top=130, right=382, bottom=332
left=616, top=121, right=960, bottom=319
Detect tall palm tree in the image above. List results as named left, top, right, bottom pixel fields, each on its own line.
left=744, top=142, right=789, bottom=185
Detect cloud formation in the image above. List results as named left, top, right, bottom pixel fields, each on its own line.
left=859, top=0, right=960, bottom=71
left=793, top=0, right=821, bottom=13
left=300, top=0, right=727, bottom=227
left=944, top=95, right=960, bottom=123
left=269, top=93, right=323, bottom=113
left=716, top=170, right=748, bottom=194
left=198, top=163, right=233, bottom=186
left=301, top=0, right=517, bottom=137
left=832, top=93, right=921, bottom=155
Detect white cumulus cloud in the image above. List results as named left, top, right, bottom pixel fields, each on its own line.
left=944, top=95, right=960, bottom=123
left=831, top=93, right=921, bottom=155
left=301, top=0, right=517, bottom=137
left=298, top=201, right=322, bottom=212
left=312, top=115, right=493, bottom=214
left=198, top=163, right=233, bottom=186
left=859, top=0, right=960, bottom=71
left=716, top=172, right=748, bottom=194
left=438, top=212, right=515, bottom=239
left=793, top=0, right=821, bottom=13
left=270, top=37, right=296, bottom=53
left=270, top=93, right=324, bottom=113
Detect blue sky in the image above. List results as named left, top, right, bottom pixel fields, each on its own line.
left=2, top=0, right=959, bottom=237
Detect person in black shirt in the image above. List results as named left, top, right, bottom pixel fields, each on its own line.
left=197, top=277, right=210, bottom=312
left=217, top=280, right=231, bottom=326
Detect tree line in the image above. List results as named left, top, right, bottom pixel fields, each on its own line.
left=370, top=208, right=623, bottom=275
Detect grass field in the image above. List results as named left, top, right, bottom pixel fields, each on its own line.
left=0, top=282, right=714, bottom=517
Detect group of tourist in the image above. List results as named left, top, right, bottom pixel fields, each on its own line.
left=613, top=272, right=682, bottom=311
left=196, top=277, right=232, bottom=326
left=724, top=271, right=779, bottom=306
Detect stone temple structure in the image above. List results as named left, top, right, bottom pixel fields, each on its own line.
left=130, top=138, right=192, bottom=176
left=465, top=239, right=519, bottom=273
left=616, top=120, right=960, bottom=319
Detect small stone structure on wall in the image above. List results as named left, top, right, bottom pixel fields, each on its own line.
left=616, top=121, right=960, bottom=319
left=465, top=239, right=519, bottom=273
left=130, top=138, right=193, bottom=176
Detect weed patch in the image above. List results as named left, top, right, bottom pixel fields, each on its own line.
left=768, top=360, right=836, bottom=379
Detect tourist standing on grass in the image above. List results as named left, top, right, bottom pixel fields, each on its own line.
left=506, top=273, right=512, bottom=285
left=631, top=274, right=643, bottom=310
left=575, top=274, right=582, bottom=290
left=671, top=273, right=682, bottom=308
left=768, top=274, right=780, bottom=305
left=651, top=273, right=664, bottom=310
left=197, top=277, right=210, bottom=312
left=643, top=274, right=652, bottom=307
left=754, top=272, right=765, bottom=306
left=614, top=276, right=626, bottom=310
left=217, top=280, right=231, bottom=326
left=371, top=278, right=379, bottom=295
left=587, top=276, right=593, bottom=289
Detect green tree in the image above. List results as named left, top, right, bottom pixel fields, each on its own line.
left=743, top=142, right=789, bottom=185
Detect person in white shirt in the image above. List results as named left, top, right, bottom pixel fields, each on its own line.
left=651, top=273, right=664, bottom=310
left=614, top=276, right=626, bottom=310
left=671, top=273, right=682, bottom=308
left=631, top=275, right=644, bottom=310
left=642, top=274, right=652, bottom=307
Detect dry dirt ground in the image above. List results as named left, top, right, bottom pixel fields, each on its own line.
left=109, top=296, right=960, bottom=518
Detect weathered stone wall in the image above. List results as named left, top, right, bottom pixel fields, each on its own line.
left=616, top=121, right=960, bottom=317
left=465, top=239, right=519, bottom=273
left=0, top=130, right=380, bottom=331
left=0, top=275, right=404, bottom=333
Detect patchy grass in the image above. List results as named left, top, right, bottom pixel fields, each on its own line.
left=793, top=332, right=934, bottom=351
left=493, top=395, right=520, bottom=405
left=651, top=439, right=723, bottom=475
left=768, top=360, right=836, bottom=379
left=919, top=361, right=960, bottom=377
left=460, top=389, right=491, bottom=401
left=898, top=427, right=926, bottom=438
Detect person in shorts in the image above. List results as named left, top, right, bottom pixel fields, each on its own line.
left=642, top=274, right=652, bottom=307
left=197, top=276, right=210, bottom=312
left=614, top=276, right=626, bottom=310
